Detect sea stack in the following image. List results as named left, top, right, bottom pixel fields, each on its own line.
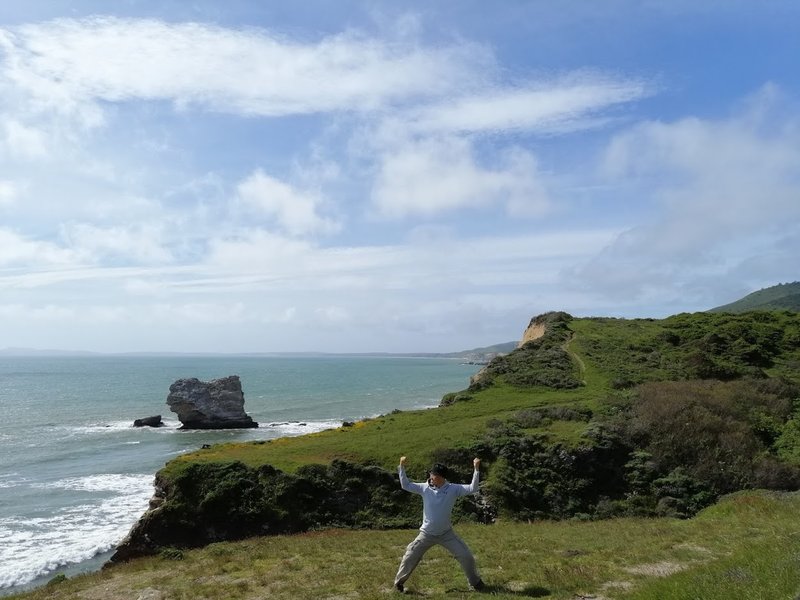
left=166, top=375, right=258, bottom=429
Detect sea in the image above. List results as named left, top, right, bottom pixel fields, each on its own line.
left=0, top=354, right=479, bottom=595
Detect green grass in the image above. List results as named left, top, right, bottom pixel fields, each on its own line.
left=163, top=382, right=596, bottom=477
left=12, top=490, right=800, bottom=600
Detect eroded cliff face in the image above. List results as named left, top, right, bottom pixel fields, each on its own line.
left=519, top=317, right=547, bottom=346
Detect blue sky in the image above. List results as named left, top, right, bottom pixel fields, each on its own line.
left=0, top=1, right=798, bottom=353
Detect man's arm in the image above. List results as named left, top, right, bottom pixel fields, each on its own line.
left=398, top=456, right=424, bottom=494
left=458, top=457, right=481, bottom=495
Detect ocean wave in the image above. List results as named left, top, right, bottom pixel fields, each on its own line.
left=0, top=474, right=28, bottom=489
left=64, top=417, right=356, bottom=437
left=0, top=474, right=153, bottom=589
left=72, top=421, right=150, bottom=433
left=30, top=473, right=153, bottom=494
left=263, top=419, right=341, bottom=436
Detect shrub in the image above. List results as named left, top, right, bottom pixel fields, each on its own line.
left=625, top=379, right=800, bottom=495
left=651, top=468, right=715, bottom=518
left=46, top=574, right=67, bottom=587
left=159, top=547, right=185, bottom=560
left=483, top=431, right=631, bottom=520
left=440, top=392, right=474, bottom=406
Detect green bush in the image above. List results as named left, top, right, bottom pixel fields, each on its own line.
left=624, top=379, right=800, bottom=495
left=46, top=573, right=67, bottom=587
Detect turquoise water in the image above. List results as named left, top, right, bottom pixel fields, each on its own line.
left=0, top=355, right=478, bottom=593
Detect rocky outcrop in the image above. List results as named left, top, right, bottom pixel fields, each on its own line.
left=167, top=376, right=258, bottom=429
left=133, top=415, right=163, bottom=427
left=519, top=313, right=551, bottom=346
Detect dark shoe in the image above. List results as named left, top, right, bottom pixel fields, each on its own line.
left=394, top=582, right=405, bottom=593
left=471, top=579, right=486, bottom=591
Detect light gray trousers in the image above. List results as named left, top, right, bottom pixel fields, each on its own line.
left=394, top=528, right=480, bottom=587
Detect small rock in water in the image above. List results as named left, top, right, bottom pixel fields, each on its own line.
left=133, top=415, right=163, bottom=428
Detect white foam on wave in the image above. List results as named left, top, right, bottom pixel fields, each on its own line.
left=0, top=474, right=28, bottom=489
left=30, top=473, right=153, bottom=494
left=263, top=419, right=341, bottom=436
left=72, top=421, right=143, bottom=434
left=0, top=473, right=153, bottom=589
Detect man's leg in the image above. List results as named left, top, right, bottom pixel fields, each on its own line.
left=394, top=531, right=436, bottom=588
left=439, top=529, right=482, bottom=587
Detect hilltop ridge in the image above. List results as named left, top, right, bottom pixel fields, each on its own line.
left=709, top=281, right=800, bottom=313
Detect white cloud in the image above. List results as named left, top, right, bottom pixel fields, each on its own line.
left=261, top=306, right=297, bottom=324
left=235, top=170, right=339, bottom=236
left=60, top=222, right=173, bottom=264
left=0, top=17, right=478, bottom=119
left=405, top=74, right=653, bottom=136
left=205, top=230, right=317, bottom=272
left=314, top=305, right=351, bottom=325
left=0, top=120, right=49, bottom=159
left=0, top=228, right=78, bottom=267
left=123, top=278, right=163, bottom=296
left=151, top=302, right=248, bottom=324
left=0, top=224, right=617, bottom=350
left=0, top=303, right=75, bottom=321
left=370, top=136, right=552, bottom=218
left=602, top=94, right=800, bottom=255
left=573, top=85, right=800, bottom=303
left=0, top=180, right=19, bottom=206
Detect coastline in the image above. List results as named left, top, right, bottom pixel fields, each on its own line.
left=0, top=355, right=479, bottom=594
left=0, top=552, right=114, bottom=598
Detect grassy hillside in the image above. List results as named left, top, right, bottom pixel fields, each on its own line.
left=104, top=309, right=800, bottom=563
left=709, top=281, right=800, bottom=313
left=10, top=490, right=800, bottom=600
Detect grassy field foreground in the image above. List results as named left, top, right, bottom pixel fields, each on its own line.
left=11, top=489, right=800, bottom=600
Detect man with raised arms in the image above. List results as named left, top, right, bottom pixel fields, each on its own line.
left=393, top=456, right=485, bottom=593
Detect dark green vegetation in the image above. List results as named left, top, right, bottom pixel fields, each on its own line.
left=109, top=309, right=800, bottom=568
left=709, top=281, right=800, bottom=313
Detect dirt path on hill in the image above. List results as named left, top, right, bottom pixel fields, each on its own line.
left=564, top=332, right=587, bottom=384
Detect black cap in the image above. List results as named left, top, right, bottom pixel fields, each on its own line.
left=429, top=463, right=449, bottom=478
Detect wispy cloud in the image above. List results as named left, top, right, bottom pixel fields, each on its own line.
left=572, top=84, right=800, bottom=304
left=0, top=17, right=478, bottom=119
left=402, top=74, right=654, bottom=136
left=59, top=222, right=174, bottom=265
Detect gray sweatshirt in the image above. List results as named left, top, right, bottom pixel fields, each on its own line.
left=398, top=466, right=480, bottom=535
